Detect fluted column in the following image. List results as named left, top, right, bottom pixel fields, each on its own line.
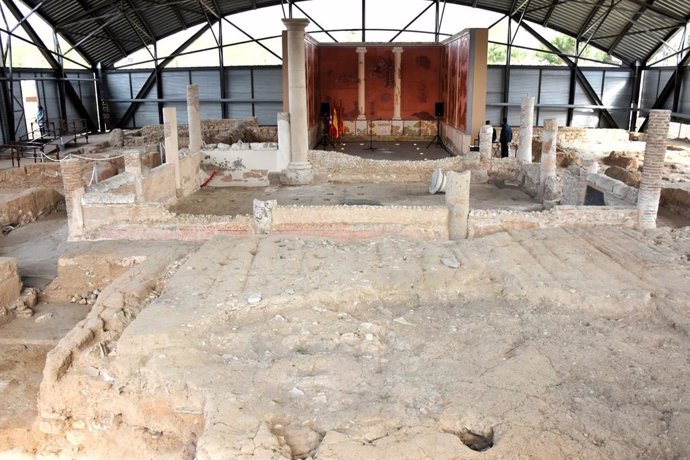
left=392, top=47, right=403, bottom=120
left=281, top=18, right=313, bottom=185
left=356, top=47, right=367, bottom=120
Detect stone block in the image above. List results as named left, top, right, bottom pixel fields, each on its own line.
left=403, top=121, right=421, bottom=137
left=0, top=258, right=21, bottom=309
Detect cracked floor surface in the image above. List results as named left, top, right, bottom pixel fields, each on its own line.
left=38, top=225, right=690, bottom=459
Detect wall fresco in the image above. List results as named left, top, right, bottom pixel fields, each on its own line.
left=442, top=34, right=469, bottom=133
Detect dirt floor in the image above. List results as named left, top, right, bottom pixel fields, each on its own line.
left=170, top=183, right=542, bottom=216
left=0, top=135, right=689, bottom=458
left=11, top=224, right=684, bottom=459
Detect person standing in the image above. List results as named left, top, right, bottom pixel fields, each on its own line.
left=36, top=105, right=46, bottom=136
left=499, top=117, right=512, bottom=158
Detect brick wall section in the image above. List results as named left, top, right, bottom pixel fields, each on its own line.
left=637, top=110, right=671, bottom=229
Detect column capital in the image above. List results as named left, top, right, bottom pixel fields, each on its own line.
left=282, top=18, right=310, bottom=31
left=392, top=47, right=404, bottom=54
left=356, top=47, right=367, bottom=54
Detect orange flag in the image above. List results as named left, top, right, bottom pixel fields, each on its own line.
left=330, top=107, right=339, bottom=139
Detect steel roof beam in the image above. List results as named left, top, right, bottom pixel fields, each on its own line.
left=520, top=20, right=620, bottom=128
left=2, top=0, right=98, bottom=131
left=541, top=0, right=560, bottom=27
left=389, top=1, right=435, bottom=42
left=576, top=0, right=605, bottom=40
left=642, top=11, right=690, bottom=64
left=116, top=20, right=215, bottom=128
left=608, top=0, right=654, bottom=56
left=638, top=47, right=690, bottom=131
left=291, top=1, right=338, bottom=43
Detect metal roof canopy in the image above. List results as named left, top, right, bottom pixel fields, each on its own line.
left=11, top=0, right=690, bottom=68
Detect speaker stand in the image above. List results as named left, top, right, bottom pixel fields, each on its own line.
left=426, top=116, right=450, bottom=154
left=364, top=120, right=377, bottom=151
left=316, top=115, right=336, bottom=150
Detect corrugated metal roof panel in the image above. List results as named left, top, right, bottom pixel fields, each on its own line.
left=15, top=0, right=690, bottom=67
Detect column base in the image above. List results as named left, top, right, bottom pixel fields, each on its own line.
left=357, top=115, right=367, bottom=120
left=280, top=162, right=313, bottom=185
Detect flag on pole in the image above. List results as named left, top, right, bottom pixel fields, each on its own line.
left=337, top=101, right=345, bottom=137
left=330, top=107, right=339, bottom=139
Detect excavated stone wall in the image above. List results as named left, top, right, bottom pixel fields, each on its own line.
left=0, top=188, right=65, bottom=227
left=468, top=206, right=638, bottom=238
left=272, top=205, right=450, bottom=239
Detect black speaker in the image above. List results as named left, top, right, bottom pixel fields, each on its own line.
left=320, top=102, right=330, bottom=118
left=435, top=102, right=444, bottom=117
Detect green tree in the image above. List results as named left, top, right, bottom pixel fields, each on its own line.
left=538, top=33, right=614, bottom=65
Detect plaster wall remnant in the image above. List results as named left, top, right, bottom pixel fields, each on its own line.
left=277, top=112, right=292, bottom=172
left=187, top=84, right=202, bottom=154
left=392, top=47, right=403, bottom=121
left=479, top=125, right=493, bottom=161
left=637, top=109, right=671, bottom=229
left=517, top=96, right=535, bottom=163
left=281, top=18, right=313, bottom=185
left=0, top=257, right=21, bottom=311
left=109, top=128, right=124, bottom=148
left=253, top=199, right=277, bottom=234
left=163, top=107, right=181, bottom=194
left=356, top=47, right=367, bottom=121
left=445, top=170, right=471, bottom=240
left=60, top=158, right=86, bottom=240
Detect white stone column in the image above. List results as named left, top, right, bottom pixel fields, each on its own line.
left=392, top=47, right=403, bottom=120
left=445, top=170, right=471, bottom=240
left=479, top=125, right=493, bottom=161
left=540, top=119, right=558, bottom=183
left=277, top=112, right=291, bottom=171
left=281, top=18, right=313, bottom=185
left=637, top=109, right=671, bottom=230
left=187, top=84, right=202, bottom=154
left=356, top=47, right=367, bottom=120
left=163, top=107, right=181, bottom=193
left=540, top=119, right=559, bottom=203
left=517, top=96, right=535, bottom=163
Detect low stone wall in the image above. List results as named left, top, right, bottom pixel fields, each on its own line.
left=272, top=205, right=449, bottom=239
left=133, top=119, right=278, bottom=148
left=308, top=150, right=464, bottom=183
left=441, top=122, right=472, bottom=156
left=201, top=143, right=286, bottom=187
left=0, top=164, right=62, bottom=189
left=140, top=164, right=177, bottom=204
left=0, top=188, right=65, bottom=227
left=587, top=173, right=639, bottom=206
left=83, top=173, right=136, bottom=205
left=468, top=206, right=637, bottom=238
left=661, top=184, right=690, bottom=219
left=505, top=127, right=629, bottom=147
left=80, top=203, right=254, bottom=241
left=0, top=257, right=21, bottom=310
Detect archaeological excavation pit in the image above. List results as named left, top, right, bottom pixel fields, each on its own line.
left=2, top=5, right=690, bottom=458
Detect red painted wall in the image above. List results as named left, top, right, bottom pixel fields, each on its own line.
left=318, top=47, right=359, bottom=119
left=319, top=45, right=441, bottom=120
left=401, top=47, right=441, bottom=120
left=441, top=34, right=469, bottom=132
left=305, top=39, right=320, bottom=128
